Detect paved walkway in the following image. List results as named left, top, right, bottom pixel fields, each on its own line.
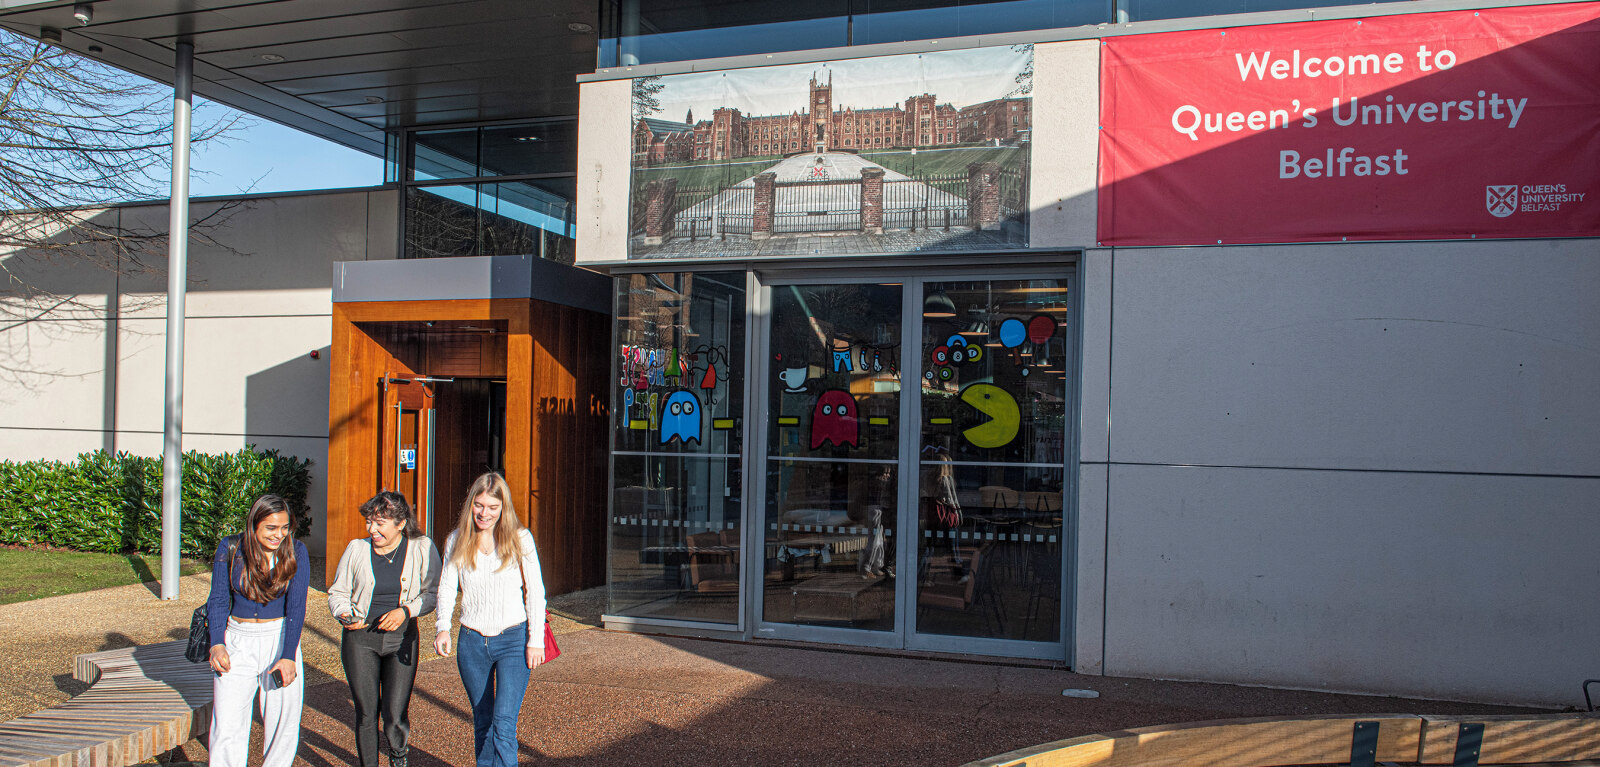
left=0, top=573, right=1547, bottom=766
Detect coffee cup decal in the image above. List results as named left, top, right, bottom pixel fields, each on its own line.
left=778, top=366, right=808, bottom=393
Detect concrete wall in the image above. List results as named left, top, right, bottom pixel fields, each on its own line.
left=1074, top=240, right=1600, bottom=707
left=0, top=187, right=400, bottom=556
left=575, top=78, right=633, bottom=265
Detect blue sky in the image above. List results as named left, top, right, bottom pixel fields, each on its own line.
left=654, top=46, right=1031, bottom=121
left=189, top=102, right=384, bottom=198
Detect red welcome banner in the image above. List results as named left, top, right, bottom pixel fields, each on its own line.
left=1097, top=3, right=1600, bottom=245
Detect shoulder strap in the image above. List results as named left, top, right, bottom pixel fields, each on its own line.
left=514, top=531, right=540, bottom=625
left=515, top=531, right=528, bottom=598
left=227, top=536, right=238, bottom=598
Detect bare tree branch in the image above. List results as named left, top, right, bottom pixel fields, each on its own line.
left=0, top=29, right=251, bottom=389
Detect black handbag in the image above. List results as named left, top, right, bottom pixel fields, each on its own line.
left=185, top=538, right=237, bottom=663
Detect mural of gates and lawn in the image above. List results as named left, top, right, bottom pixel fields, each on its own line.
left=627, top=46, right=1032, bottom=259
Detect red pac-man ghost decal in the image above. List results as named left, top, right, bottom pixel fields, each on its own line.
left=810, top=389, right=859, bottom=449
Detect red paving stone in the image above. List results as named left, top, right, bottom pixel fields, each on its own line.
left=168, top=629, right=1547, bottom=766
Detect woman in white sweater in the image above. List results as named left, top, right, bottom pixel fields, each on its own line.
left=432, top=472, right=546, bottom=767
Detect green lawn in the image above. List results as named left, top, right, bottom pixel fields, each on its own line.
left=860, top=146, right=1027, bottom=177
left=0, top=548, right=207, bottom=605
left=633, top=155, right=786, bottom=193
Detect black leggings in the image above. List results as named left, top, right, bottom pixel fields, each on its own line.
left=340, top=619, right=419, bottom=767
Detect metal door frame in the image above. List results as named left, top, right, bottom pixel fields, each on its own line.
left=744, top=265, right=1078, bottom=660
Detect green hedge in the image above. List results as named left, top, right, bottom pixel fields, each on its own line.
left=0, top=447, right=313, bottom=557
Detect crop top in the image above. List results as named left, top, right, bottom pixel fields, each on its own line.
left=205, top=534, right=310, bottom=663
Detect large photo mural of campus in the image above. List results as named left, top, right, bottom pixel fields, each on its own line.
left=628, top=46, right=1032, bottom=259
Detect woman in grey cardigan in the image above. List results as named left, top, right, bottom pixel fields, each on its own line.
left=328, top=491, right=442, bottom=767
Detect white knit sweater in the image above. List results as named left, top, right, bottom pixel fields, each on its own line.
left=435, top=528, right=546, bottom=649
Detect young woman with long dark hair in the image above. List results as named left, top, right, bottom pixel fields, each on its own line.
left=432, top=472, right=547, bottom=767
left=328, top=491, right=441, bottom=767
left=205, top=494, right=310, bottom=767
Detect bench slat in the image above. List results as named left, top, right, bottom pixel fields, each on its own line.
left=0, top=640, right=211, bottom=767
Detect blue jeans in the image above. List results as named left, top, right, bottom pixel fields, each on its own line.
left=456, top=622, right=530, bottom=767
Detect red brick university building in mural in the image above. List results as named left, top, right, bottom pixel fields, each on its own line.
left=634, top=71, right=1032, bottom=166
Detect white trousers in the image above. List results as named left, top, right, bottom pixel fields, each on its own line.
left=209, top=617, right=304, bottom=767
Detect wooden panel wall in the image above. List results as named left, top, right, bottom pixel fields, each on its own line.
left=526, top=302, right=612, bottom=595
left=327, top=298, right=610, bottom=596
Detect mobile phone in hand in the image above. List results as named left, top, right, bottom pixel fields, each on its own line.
left=271, top=668, right=285, bottom=688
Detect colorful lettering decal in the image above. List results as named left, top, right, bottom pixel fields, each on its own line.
left=960, top=383, right=1020, bottom=448
left=660, top=390, right=702, bottom=444
left=810, top=390, right=860, bottom=449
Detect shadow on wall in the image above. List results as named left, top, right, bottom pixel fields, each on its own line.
left=245, top=346, right=333, bottom=557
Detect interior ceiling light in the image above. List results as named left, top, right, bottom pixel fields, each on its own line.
left=72, top=3, right=92, bottom=25
left=259, top=52, right=285, bottom=62
left=512, top=135, right=542, bottom=142
left=364, top=95, right=384, bottom=104
left=922, top=290, right=956, bottom=318
left=567, top=22, right=594, bottom=33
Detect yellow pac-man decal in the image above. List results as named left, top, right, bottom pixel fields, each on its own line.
left=960, top=383, right=1020, bottom=448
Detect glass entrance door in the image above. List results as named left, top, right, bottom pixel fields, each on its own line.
left=908, top=278, right=1070, bottom=657
left=758, top=282, right=904, bottom=644
left=752, top=274, right=1071, bottom=658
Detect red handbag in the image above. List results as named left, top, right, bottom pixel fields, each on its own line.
left=542, top=614, right=561, bottom=662
left=518, top=548, right=561, bottom=663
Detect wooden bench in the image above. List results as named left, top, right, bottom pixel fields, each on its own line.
left=962, top=712, right=1600, bottom=767
left=0, top=640, right=211, bottom=767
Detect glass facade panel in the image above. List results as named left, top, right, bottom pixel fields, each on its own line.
left=411, top=128, right=477, bottom=182
left=606, top=0, right=849, bottom=67
left=762, top=282, right=902, bottom=631
left=404, top=185, right=479, bottom=259
left=479, top=121, right=578, bottom=177
left=853, top=0, right=1103, bottom=46
left=1123, top=0, right=1408, bottom=22
left=406, top=182, right=577, bottom=262
left=609, top=271, right=747, bottom=624
left=602, top=0, right=1415, bottom=66
left=403, top=121, right=578, bottom=261
left=915, top=279, right=1068, bottom=642
left=480, top=179, right=577, bottom=261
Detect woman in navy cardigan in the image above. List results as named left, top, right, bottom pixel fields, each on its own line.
left=204, top=494, right=310, bottom=767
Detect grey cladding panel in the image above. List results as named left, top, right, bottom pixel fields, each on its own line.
left=335, top=255, right=609, bottom=315
left=1103, top=463, right=1600, bottom=707
left=1108, top=240, right=1600, bottom=476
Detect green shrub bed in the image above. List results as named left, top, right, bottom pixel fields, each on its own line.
left=0, top=448, right=312, bottom=556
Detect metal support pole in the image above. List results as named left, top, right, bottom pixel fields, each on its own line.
left=160, top=42, right=193, bottom=601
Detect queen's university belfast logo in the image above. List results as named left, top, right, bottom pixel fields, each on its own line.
left=1486, top=185, right=1518, bottom=217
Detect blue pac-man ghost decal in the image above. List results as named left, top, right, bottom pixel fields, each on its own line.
left=660, top=390, right=702, bottom=445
